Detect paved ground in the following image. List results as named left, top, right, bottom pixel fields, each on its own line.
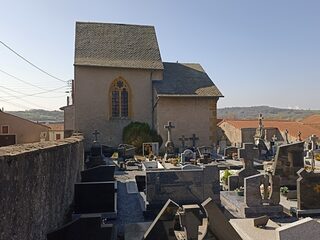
left=110, top=170, right=146, bottom=236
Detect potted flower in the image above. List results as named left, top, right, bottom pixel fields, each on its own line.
left=280, top=186, right=289, bottom=196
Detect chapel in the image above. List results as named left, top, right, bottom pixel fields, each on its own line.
left=63, top=22, right=223, bottom=150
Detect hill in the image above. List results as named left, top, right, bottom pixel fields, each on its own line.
left=217, top=106, right=320, bottom=121
left=7, top=109, right=64, bottom=123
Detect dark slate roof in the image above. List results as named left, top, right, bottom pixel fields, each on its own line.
left=153, top=62, right=223, bottom=97
left=74, top=22, right=163, bottom=70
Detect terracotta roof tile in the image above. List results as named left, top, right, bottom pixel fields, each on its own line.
left=219, top=119, right=320, bottom=140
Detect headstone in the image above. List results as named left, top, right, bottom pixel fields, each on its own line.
left=202, top=198, right=242, bottom=240
left=197, top=146, right=214, bottom=163
left=73, top=182, right=117, bottom=218
left=81, top=165, right=115, bottom=182
left=46, top=214, right=116, bottom=240
left=164, top=121, right=175, bottom=159
left=243, top=173, right=282, bottom=217
left=310, top=134, right=318, bottom=151
left=276, top=217, right=320, bottom=240
left=253, top=215, right=269, bottom=228
left=181, top=149, right=195, bottom=162
left=146, top=165, right=220, bottom=210
left=118, top=144, right=135, bottom=159
left=179, top=204, right=202, bottom=240
left=143, top=199, right=179, bottom=240
left=272, top=142, right=304, bottom=187
left=189, top=134, right=199, bottom=148
left=228, top=143, right=260, bottom=191
left=86, top=130, right=105, bottom=168
left=224, top=146, right=238, bottom=159
left=297, top=168, right=320, bottom=210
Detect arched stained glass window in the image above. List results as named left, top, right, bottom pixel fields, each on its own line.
left=110, top=78, right=130, bottom=118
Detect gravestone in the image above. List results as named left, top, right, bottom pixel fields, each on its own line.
left=81, top=165, right=115, bottom=182
left=86, top=130, right=105, bottom=168
left=146, top=165, right=220, bottom=210
left=297, top=168, right=320, bottom=210
left=144, top=199, right=179, bottom=240
left=276, top=217, right=320, bottom=240
left=180, top=149, right=195, bottom=164
left=46, top=214, right=116, bottom=240
left=73, top=181, right=117, bottom=218
left=164, top=121, right=175, bottom=159
left=179, top=204, right=202, bottom=240
left=272, top=142, right=304, bottom=187
left=202, top=198, right=242, bottom=240
left=118, top=144, right=135, bottom=159
left=243, top=173, right=282, bottom=217
left=197, top=146, right=214, bottom=163
left=224, top=146, right=238, bottom=159
left=228, top=143, right=260, bottom=190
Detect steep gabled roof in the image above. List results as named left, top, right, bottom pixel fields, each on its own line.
left=74, top=22, right=163, bottom=70
left=153, top=62, right=223, bottom=97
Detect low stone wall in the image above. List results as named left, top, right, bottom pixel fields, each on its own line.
left=0, top=136, right=84, bottom=240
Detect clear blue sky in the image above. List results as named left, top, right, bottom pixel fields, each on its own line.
left=1, top=0, right=319, bottom=111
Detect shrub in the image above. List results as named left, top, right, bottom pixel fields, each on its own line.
left=221, top=169, right=233, bottom=185
left=122, top=122, right=162, bottom=154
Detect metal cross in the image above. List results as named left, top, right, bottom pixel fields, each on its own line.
left=179, top=135, right=188, bottom=149
left=92, top=129, right=100, bottom=142
left=189, top=134, right=199, bottom=148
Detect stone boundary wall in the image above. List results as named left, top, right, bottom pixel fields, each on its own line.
left=0, top=136, right=84, bottom=240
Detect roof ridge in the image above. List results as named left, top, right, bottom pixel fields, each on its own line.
left=76, top=21, right=155, bottom=28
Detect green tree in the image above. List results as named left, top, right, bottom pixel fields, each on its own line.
left=122, top=122, right=162, bottom=154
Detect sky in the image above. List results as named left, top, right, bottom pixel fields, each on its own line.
left=1, top=0, right=319, bottom=111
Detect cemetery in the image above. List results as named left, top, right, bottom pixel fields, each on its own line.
left=40, top=116, right=320, bottom=239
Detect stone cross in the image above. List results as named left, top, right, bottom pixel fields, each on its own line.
left=285, top=129, right=289, bottom=144
left=189, top=134, right=199, bottom=148
left=164, top=121, right=175, bottom=142
left=178, top=135, right=188, bottom=149
left=92, top=129, right=100, bottom=142
left=271, top=134, right=277, bottom=142
left=298, top=131, right=302, bottom=141
left=238, top=143, right=258, bottom=169
left=310, top=134, right=318, bottom=151
left=258, top=114, right=264, bottom=138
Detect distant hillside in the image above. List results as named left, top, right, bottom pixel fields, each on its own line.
left=7, top=109, right=64, bottom=123
left=218, top=106, right=320, bottom=121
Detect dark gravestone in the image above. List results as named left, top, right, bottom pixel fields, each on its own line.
left=272, top=142, right=304, bottom=187
left=81, top=165, right=115, bottom=182
left=135, top=175, right=146, bottom=192
left=144, top=199, right=179, bottom=240
left=146, top=165, right=220, bottom=210
left=228, top=143, right=260, bottom=190
left=297, top=169, right=320, bottom=210
left=74, top=182, right=116, bottom=216
left=47, top=215, right=116, bottom=240
left=202, top=198, right=242, bottom=240
left=224, top=146, right=238, bottom=159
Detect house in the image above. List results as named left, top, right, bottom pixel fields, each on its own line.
left=62, top=22, right=223, bottom=150
left=218, top=118, right=320, bottom=148
left=47, top=123, right=64, bottom=141
left=0, top=110, right=49, bottom=147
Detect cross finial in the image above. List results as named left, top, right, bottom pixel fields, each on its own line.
left=285, top=129, right=289, bottom=144
left=298, top=131, right=302, bottom=141
left=92, top=129, right=100, bottom=142
left=164, top=121, right=175, bottom=130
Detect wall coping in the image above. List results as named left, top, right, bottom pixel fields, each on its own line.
left=0, top=135, right=83, bottom=157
